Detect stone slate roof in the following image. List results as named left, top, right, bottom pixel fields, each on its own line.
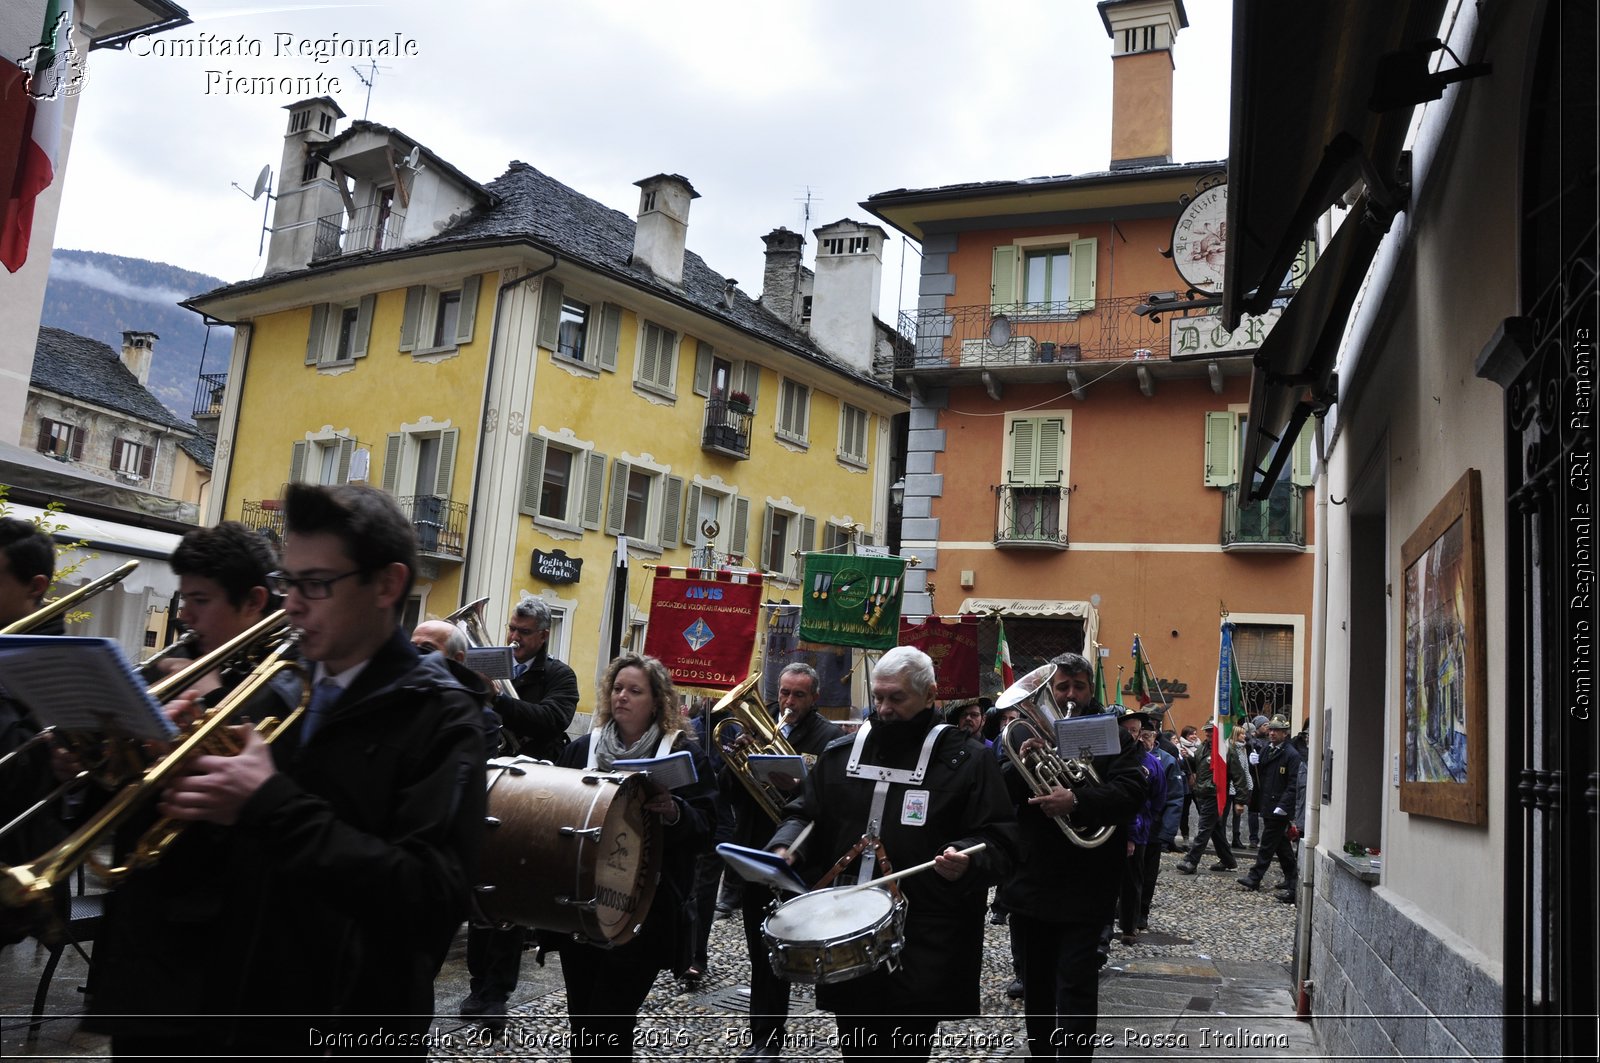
left=865, top=158, right=1228, bottom=203
left=31, top=326, right=194, bottom=434
left=177, top=432, right=215, bottom=468
left=320, top=120, right=493, bottom=204
left=191, top=156, right=902, bottom=399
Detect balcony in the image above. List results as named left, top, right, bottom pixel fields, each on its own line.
left=994, top=484, right=1070, bottom=549
left=311, top=203, right=406, bottom=261
left=399, top=495, right=468, bottom=560
left=897, top=295, right=1169, bottom=373
left=192, top=372, right=227, bottom=421
left=1221, top=481, right=1306, bottom=552
left=701, top=396, right=753, bottom=459
left=240, top=498, right=283, bottom=539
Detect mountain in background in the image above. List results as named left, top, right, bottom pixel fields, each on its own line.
left=40, top=250, right=234, bottom=424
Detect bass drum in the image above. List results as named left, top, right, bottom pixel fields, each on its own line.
left=475, top=757, right=661, bottom=946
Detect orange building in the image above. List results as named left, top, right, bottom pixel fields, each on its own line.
left=864, top=0, right=1315, bottom=732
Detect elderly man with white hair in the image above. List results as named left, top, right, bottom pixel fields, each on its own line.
left=767, top=645, right=1018, bottom=1062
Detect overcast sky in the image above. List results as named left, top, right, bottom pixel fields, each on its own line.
left=52, top=0, right=1234, bottom=320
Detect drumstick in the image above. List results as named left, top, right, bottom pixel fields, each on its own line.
left=840, top=842, right=986, bottom=893
left=787, top=820, right=814, bottom=857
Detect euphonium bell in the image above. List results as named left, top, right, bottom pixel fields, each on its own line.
left=710, top=674, right=804, bottom=823
left=995, top=663, right=1114, bottom=849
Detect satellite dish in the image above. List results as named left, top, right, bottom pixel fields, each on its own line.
left=987, top=314, right=1012, bottom=348
left=401, top=146, right=423, bottom=170
left=249, top=165, right=271, bottom=201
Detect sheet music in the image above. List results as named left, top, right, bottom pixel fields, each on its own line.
left=0, top=636, right=179, bottom=741
left=465, top=645, right=516, bottom=681
left=716, top=842, right=809, bottom=894
left=746, top=753, right=807, bottom=784
left=612, top=748, right=699, bottom=791
left=1054, top=713, right=1121, bottom=760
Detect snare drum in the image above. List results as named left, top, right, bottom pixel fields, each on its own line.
left=475, top=757, right=661, bottom=946
left=761, top=885, right=907, bottom=985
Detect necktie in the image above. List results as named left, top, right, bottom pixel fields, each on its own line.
left=301, top=678, right=342, bottom=742
left=513, top=661, right=529, bottom=680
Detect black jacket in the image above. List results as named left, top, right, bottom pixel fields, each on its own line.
left=767, top=710, right=1018, bottom=1019
left=724, top=707, right=843, bottom=849
left=494, top=647, right=579, bottom=761
left=998, top=719, right=1148, bottom=924
left=87, top=628, right=487, bottom=1049
left=1255, top=739, right=1303, bottom=821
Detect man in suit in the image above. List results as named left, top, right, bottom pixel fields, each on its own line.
left=1239, top=715, right=1304, bottom=898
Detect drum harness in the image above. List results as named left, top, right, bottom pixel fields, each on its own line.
left=832, top=721, right=950, bottom=885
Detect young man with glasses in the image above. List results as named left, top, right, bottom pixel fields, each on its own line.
left=89, top=484, right=487, bottom=1059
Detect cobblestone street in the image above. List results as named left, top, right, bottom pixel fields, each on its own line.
left=3, top=850, right=1322, bottom=1060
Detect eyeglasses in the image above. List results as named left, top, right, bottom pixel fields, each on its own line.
left=507, top=624, right=541, bottom=637
left=266, top=569, right=363, bottom=600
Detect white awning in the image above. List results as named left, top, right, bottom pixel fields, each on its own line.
left=6, top=503, right=182, bottom=596
left=958, top=597, right=1093, bottom=619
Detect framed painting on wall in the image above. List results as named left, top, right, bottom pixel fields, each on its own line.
left=1399, top=468, right=1488, bottom=824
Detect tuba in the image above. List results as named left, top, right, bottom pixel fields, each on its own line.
left=0, top=612, right=309, bottom=939
left=710, top=674, right=803, bottom=823
left=445, top=596, right=519, bottom=700
left=996, top=663, right=1114, bottom=849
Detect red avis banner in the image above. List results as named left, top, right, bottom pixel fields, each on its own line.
left=899, top=615, right=981, bottom=700
left=643, top=569, right=764, bottom=690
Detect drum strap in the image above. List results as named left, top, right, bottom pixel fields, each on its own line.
left=844, top=721, right=949, bottom=883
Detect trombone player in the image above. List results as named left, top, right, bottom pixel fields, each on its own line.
left=84, top=484, right=487, bottom=1059
left=996, top=652, right=1145, bottom=1058
left=139, top=521, right=278, bottom=689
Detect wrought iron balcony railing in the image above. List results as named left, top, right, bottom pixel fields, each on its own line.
left=240, top=499, right=284, bottom=539
left=994, top=484, right=1070, bottom=548
left=193, top=372, right=227, bottom=420
left=399, top=495, right=468, bottom=559
left=1221, top=481, right=1306, bottom=551
left=311, top=203, right=406, bottom=261
left=895, top=295, right=1171, bottom=372
left=701, top=396, right=753, bottom=459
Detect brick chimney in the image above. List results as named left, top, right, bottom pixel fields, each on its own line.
left=808, top=219, right=885, bottom=375
left=760, top=227, right=806, bottom=328
left=1099, top=0, right=1188, bottom=169
left=631, top=174, right=698, bottom=287
left=266, top=96, right=347, bottom=274
left=119, top=330, right=157, bottom=386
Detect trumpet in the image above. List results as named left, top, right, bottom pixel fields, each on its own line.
left=996, top=663, right=1114, bottom=849
left=710, top=674, right=803, bottom=823
left=0, top=612, right=309, bottom=937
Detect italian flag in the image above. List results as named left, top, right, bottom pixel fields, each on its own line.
left=994, top=616, right=1014, bottom=689
left=1, top=0, right=72, bottom=274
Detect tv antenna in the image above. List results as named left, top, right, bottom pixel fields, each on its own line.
left=795, top=186, right=820, bottom=235
left=350, top=61, right=389, bottom=120
left=231, top=164, right=275, bottom=255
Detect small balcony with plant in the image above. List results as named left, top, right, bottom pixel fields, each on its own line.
left=994, top=484, right=1070, bottom=549
left=702, top=392, right=753, bottom=459
left=396, top=495, right=468, bottom=560
left=1221, top=481, right=1307, bottom=551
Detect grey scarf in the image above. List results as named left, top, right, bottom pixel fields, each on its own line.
left=591, top=719, right=663, bottom=771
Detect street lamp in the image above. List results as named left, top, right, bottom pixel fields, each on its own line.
left=890, top=477, right=906, bottom=511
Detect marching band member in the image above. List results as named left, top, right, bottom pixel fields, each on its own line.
left=725, top=662, right=842, bottom=1060
left=766, top=646, right=1017, bottom=1062
left=141, top=521, right=278, bottom=688
left=549, top=652, right=716, bottom=1059
left=88, top=484, right=486, bottom=1059
left=997, top=652, right=1145, bottom=1059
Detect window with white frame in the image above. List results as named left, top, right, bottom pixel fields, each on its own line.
left=111, top=438, right=154, bottom=480
left=759, top=502, right=815, bottom=581
left=290, top=434, right=356, bottom=485
left=777, top=378, right=810, bottom=444
left=683, top=482, right=753, bottom=566
left=1203, top=409, right=1314, bottom=489
left=837, top=403, right=869, bottom=466
left=381, top=424, right=459, bottom=502
left=304, top=295, right=375, bottom=366
left=822, top=520, right=855, bottom=555
left=519, top=431, right=607, bottom=533
left=605, top=456, right=684, bottom=550
left=1001, top=414, right=1070, bottom=542
left=634, top=321, right=679, bottom=394
left=399, top=275, right=481, bottom=354
left=990, top=237, right=1098, bottom=313
left=536, top=278, right=621, bottom=371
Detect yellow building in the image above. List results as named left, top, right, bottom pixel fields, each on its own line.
left=189, top=98, right=906, bottom=709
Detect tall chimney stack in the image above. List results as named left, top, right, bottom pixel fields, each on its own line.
left=808, top=219, right=885, bottom=375
left=119, top=330, right=157, bottom=386
left=266, top=96, right=347, bottom=274
left=760, top=227, right=806, bottom=328
left=1099, top=0, right=1188, bottom=169
left=631, top=174, right=698, bottom=287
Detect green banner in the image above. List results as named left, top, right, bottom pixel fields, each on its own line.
left=797, top=553, right=908, bottom=650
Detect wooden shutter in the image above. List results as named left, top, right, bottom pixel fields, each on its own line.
left=520, top=435, right=547, bottom=516
left=741, top=362, right=760, bottom=408
left=596, top=303, right=621, bottom=371
left=305, top=304, right=329, bottom=364
left=138, top=442, right=155, bottom=479
left=434, top=428, right=458, bottom=498
left=290, top=441, right=308, bottom=484
left=581, top=451, right=607, bottom=530
left=660, top=475, right=684, bottom=547
left=730, top=495, right=750, bottom=560
left=336, top=438, right=354, bottom=483
left=110, top=438, right=125, bottom=473
left=455, top=275, right=480, bottom=345
left=351, top=294, right=376, bottom=358
left=1007, top=418, right=1037, bottom=485
left=693, top=342, right=713, bottom=396
left=799, top=515, right=817, bottom=557
left=759, top=504, right=776, bottom=571
left=1291, top=421, right=1315, bottom=487
left=1036, top=417, right=1064, bottom=485
left=991, top=245, right=1016, bottom=311
left=537, top=278, right=564, bottom=351
left=1203, top=411, right=1238, bottom=486
left=399, top=286, right=424, bottom=352
left=605, top=458, right=631, bottom=536
left=684, top=484, right=702, bottom=542
left=1069, top=237, right=1098, bottom=310
left=70, top=427, right=84, bottom=462
left=35, top=419, right=51, bottom=453
left=637, top=325, right=660, bottom=386
left=381, top=433, right=403, bottom=493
